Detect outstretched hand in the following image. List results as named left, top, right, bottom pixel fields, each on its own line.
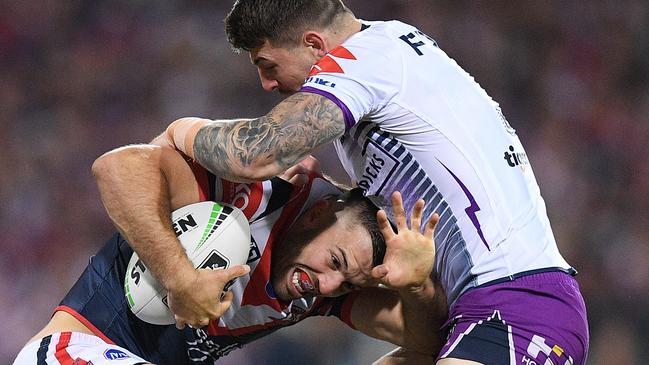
left=371, top=192, right=439, bottom=292
left=167, top=264, right=250, bottom=330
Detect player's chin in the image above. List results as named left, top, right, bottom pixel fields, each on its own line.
left=278, top=89, right=296, bottom=97
left=271, top=269, right=297, bottom=301
left=279, top=84, right=303, bottom=96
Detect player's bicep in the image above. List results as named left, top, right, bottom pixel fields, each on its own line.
left=158, top=147, right=202, bottom=210
left=350, top=287, right=406, bottom=345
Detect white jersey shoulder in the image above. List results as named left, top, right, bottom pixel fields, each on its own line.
left=302, top=20, right=571, bottom=305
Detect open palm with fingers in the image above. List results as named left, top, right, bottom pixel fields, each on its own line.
left=371, top=192, right=439, bottom=291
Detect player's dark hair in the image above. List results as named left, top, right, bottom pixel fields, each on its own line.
left=225, top=0, right=351, bottom=52
left=340, top=188, right=386, bottom=267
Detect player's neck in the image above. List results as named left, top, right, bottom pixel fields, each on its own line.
left=327, top=15, right=362, bottom=48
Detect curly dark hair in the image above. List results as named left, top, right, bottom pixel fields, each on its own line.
left=225, top=0, right=352, bottom=52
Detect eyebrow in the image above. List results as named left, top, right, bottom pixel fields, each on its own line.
left=252, top=56, right=269, bottom=66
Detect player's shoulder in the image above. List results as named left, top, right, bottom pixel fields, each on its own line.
left=221, top=174, right=334, bottom=223
left=333, top=20, right=419, bottom=70
left=346, top=20, right=420, bottom=47
left=217, top=178, right=291, bottom=222
left=193, top=165, right=340, bottom=223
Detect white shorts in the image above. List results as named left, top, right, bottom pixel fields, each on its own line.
left=13, top=331, right=150, bottom=365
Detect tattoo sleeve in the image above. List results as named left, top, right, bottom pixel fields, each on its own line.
left=193, top=92, right=346, bottom=181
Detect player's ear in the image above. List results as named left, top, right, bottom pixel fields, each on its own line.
left=302, top=199, right=332, bottom=228
left=303, top=31, right=328, bottom=57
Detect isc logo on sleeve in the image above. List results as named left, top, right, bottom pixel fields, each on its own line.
left=103, top=349, right=131, bottom=360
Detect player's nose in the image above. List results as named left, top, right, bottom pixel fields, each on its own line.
left=258, top=73, right=278, bottom=92
left=316, top=272, right=345, bottom=297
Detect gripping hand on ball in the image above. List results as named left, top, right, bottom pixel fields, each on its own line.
left=168, top=264, right=250, bottom=329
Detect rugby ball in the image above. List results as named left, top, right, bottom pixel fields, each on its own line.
left=124, top=201, right=251, bottom=325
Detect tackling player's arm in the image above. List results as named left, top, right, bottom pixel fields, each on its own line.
left=371, top=347, right=440, bottom=365
left=163, top=92, right=346, bottom=182
left=92, top=144, right=249, bottom=329
left=351, top=280, right=447, bottom=361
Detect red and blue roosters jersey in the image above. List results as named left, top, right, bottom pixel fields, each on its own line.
left=57, top=166, right=355, bottom=364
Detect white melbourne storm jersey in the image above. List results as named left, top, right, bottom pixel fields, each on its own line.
left=301, top=20, right=572, bottom=305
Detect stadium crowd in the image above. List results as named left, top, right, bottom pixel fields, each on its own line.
left=1, top=1, right=647, bottom=363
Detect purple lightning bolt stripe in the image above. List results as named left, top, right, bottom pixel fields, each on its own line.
left=438, top=160, right=490, bottom=250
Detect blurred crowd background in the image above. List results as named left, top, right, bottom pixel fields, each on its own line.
left=1, top=0, right=648, bottom=363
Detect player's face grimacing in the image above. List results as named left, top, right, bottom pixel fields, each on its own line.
left=271, top=197, right=377, bottom=301
left=250, top=41, right=318, bottom=95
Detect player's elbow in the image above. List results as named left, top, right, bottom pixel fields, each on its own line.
left=92, top=150, right=118, bottom=181
left=92, top=145, right=157, bottom=181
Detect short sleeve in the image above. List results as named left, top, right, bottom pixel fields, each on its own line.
left=188, top=160, right=216, bottom=202
left=299, top=32, right=402, bottom=131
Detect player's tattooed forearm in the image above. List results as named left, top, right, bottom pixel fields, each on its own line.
left=193, top=119, right=274, bottom=179
left=193, top=93, right=345, bottom=179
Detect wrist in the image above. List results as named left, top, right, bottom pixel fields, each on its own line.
left=168, top=118, right=209, bottom=159
left=398, top=277, right=435, bottom=301
left=161, top=255, right=196, bottom=294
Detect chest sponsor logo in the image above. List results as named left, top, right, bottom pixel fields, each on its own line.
left=356, top=140, right=399, bottom=195
left=229, top=182, right=263, bottom=219
left=503, top=145, right=529, bottom=170
left=232, top=184, right=252, bottom=211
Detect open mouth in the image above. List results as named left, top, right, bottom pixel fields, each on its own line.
left=291, top=267, right=315, bottom=296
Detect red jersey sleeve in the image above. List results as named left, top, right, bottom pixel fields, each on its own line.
left=188, top=161, right=212, bottom=202
left=219, top=179, right=265, bottom=220
left=188, top=161, right=264, bottom=221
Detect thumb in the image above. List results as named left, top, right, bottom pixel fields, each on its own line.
left=371, top=265, right=389, bottom=280
left=224, top=264, right=251, bottom=280
left=289, top=173, right=309, bottom=186
left=219, top=291, right=235, bottom=311
left=175, top=315, right=186, bottom=330
left=300, top=155, right=321, bottom=174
